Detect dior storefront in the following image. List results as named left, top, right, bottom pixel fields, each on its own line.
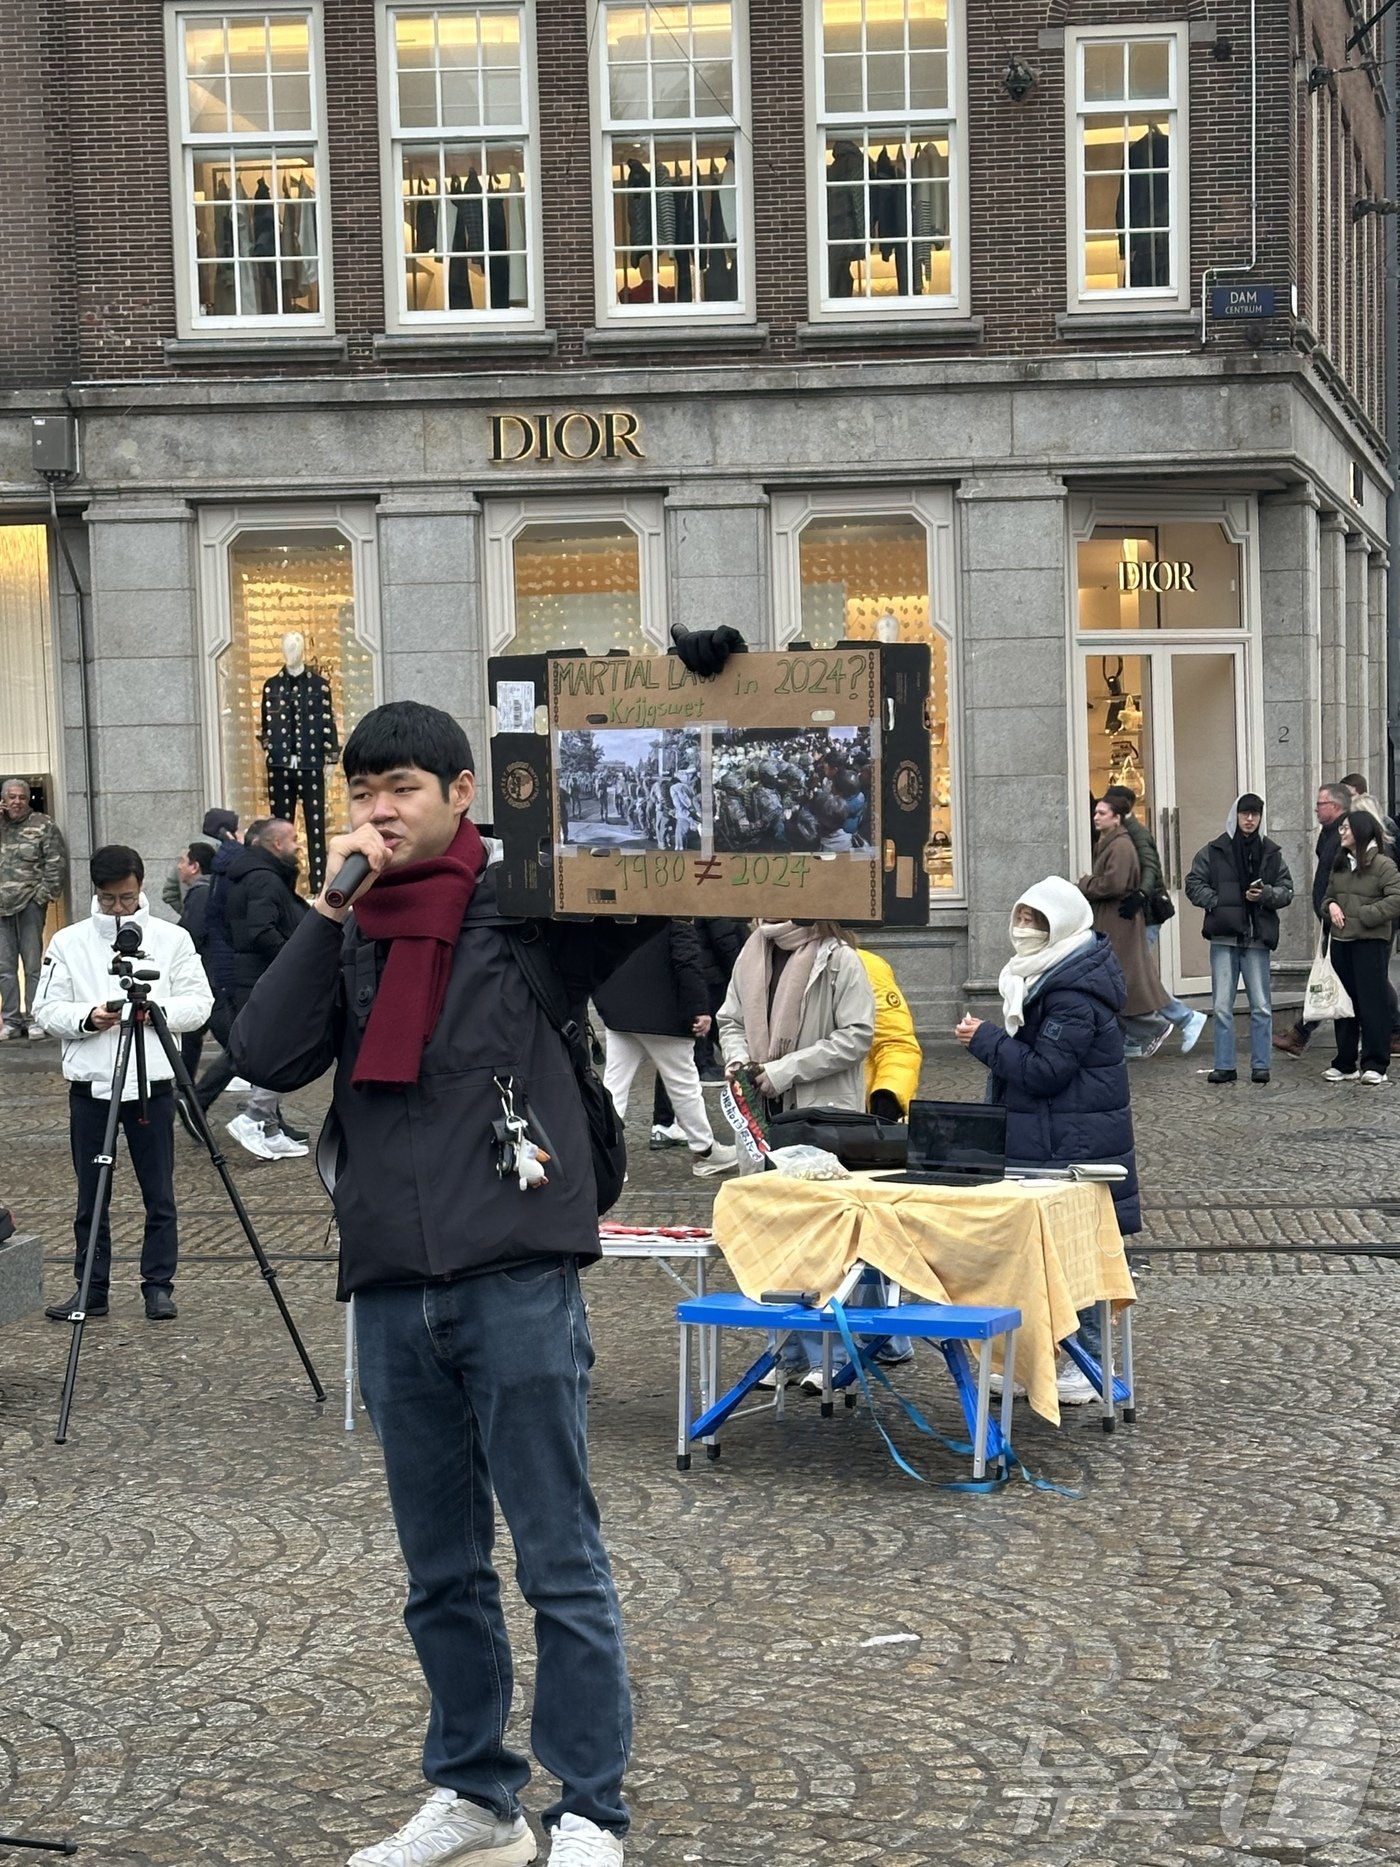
left=0, top=349, right=1388, bottom=1024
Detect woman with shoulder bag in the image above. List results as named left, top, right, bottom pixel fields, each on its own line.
left=1320, top=810, right=1400, bottom=1086
left=1079, top=795, right=1172, bottom=1056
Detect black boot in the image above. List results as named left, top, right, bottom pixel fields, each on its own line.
left=1206, top=1068, right=1237, bottom=1084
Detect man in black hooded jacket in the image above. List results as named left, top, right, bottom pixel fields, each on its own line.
left=1185, top=791, right=1293, bottom=1085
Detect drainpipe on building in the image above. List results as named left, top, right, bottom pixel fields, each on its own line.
left=1200, top=0, right=1259, bottom=344
left=43, top=475, right=98, bottom=861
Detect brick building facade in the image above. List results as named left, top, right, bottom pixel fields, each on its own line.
left=0, top=0, right=1393, bottom=1021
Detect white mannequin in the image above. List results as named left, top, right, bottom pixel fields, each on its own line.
left=874, top=610, right=900, bottom=643
left=281, top=630, right=307, bottom=677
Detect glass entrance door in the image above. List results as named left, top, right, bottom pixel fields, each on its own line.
left=1081, top=644, right=1245, bottom=996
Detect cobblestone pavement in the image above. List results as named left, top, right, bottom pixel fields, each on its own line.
left=3, top=1026, right=1400, bottom=1867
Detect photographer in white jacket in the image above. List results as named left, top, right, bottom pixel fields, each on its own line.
left=34, top=844, right=213, bottom=1322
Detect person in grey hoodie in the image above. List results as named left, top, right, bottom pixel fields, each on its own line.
left=1184, top=792, right=1294, bottom=1085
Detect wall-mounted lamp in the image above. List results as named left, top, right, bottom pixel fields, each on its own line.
left=1352, top=196, right=1400, bottom=221
left=1002, top=59, right=1038, bottom=102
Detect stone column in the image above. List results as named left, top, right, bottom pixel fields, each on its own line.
left=83, top=498, right=201, bottom=904
left=1257, top=486, right=1322, bottom=976
left=1318, top=511, right=1349, bottom=779
left=377, top=489, right=483, bottom=757
left=1367, top=549, right=1389, bottom=796
left=955, top=472, right=1070, bottom=999
left=666, top=486, right=768, bottom=645
left=1344, top=530, right=1371, bottom=780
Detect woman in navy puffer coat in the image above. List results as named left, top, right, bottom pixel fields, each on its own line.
left=956, top=875, right=1140, bottom=1237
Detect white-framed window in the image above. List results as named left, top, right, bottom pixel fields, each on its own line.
left=167, top=5, right=332, bottom=331
left=770, top=486, right=961, bottom=899
left=808, top=0, right=966, bottom=316
left=483, top=495, right=669, bottom=656
left=1066, top=23, right=1189, bottom=311
left=591, top=2, right=753, bottom=320
left=380, top=4, right=541, bottom=326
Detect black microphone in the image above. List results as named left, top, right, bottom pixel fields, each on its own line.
left=324, top=852, right=371, bottom=909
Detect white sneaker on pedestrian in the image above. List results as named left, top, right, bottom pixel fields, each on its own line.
left=259, top=1123, right=310, bottom=1157
left=548, top=1815, right=624, bottom=1865
left=691, top=1141, right=737, bottom=1177
left=647, top=1121, right=687, bottom=1149
left=1056, top=1363, right=1099, bottom=1406
left=1180, top=1010, right=1208, bottom=1055
left=0, top=1024, right=12, bottom=1041
left=348, top=1788, right=537, bottom=1866
left=26, top=1023, right=45, bottom=1040
left=1360, top=1069, right=1390, bottom=1087
left=226, top=1075, right=251, bottom=1094
left=226, top=1112, right=279, bottom=1159
left=987, top=1372, right=1027, bottom=1399
left=1322, top=1067, right=1360, bottom=1083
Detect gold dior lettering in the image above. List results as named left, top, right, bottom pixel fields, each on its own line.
left=1119, top=559, right=1196, bottom=593
left=489, top=411, right=645, bottom=465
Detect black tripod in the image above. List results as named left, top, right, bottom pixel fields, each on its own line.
left=56, top=927, right=325, bottom=1443
left=0, top=1837, right=77, bottom=1855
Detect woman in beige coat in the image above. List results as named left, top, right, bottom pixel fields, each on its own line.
left=717, top=919, right=875, bottom=1113
left=717, top=918, right=876, bottom=1388
left=1079, top=795, right=1170, bottom=1052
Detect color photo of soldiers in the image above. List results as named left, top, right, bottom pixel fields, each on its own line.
left=557, top=728, right=703, bottom=851
left=712, top=726, right=875, bottom=856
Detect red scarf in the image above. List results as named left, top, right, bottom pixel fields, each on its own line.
left=350, top=817, right=485, bottom=1087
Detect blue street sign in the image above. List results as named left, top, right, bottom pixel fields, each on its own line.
left=1209, top=284, right=1279, bottom=319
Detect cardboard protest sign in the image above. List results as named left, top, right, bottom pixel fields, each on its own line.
left=489, top=644, right=931, bottom=924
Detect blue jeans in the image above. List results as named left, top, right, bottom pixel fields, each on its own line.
left=354, top=1261, right=631, bottom=1835
left=1146, top=923, right=1192, bottom=1026
left=1209, top=942, right=1272, bottom=1073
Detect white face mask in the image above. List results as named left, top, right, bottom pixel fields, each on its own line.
left=1010, top=924, right=1050, bottom=957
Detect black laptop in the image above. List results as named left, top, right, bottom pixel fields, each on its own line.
left=874, top=1100, right=1008, bottom=1188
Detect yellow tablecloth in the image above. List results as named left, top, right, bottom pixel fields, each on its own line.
left=710, top=1174, right=1136, bottom=1425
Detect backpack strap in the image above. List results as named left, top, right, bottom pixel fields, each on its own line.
left=505, top=925, right=586, bottom=1056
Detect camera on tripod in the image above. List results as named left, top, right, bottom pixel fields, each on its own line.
left=105, top=922, right=160, bottom=1012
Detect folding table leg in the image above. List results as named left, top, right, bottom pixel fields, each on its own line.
left=1098, top=1298, right=1117, bottom=1434
left=973, top=1341, right=992, bottom=1480
left=677, top=1320, right=693, bottom=1471
left=820, top=1332, right=835, bottom=1418
left=1121, top=1305, right=1136, bottom=1423
left=705, top=1324, right=723, bottom=1456
left=998, top=1329, right=1017, bottom=1471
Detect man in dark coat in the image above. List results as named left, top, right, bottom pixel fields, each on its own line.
left=175, top=840, right=215, bottom=1083
left=230, top=649, right=740, bottom=1867
left=1185, top=792, right=1294, bottom=1085
left=216, top=817, right=309, bottom=1158
left=1274, top=782, right=1349, bottom=1056
left=596, top=922, right=736, bottom=1177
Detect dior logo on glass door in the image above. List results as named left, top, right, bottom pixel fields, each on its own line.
left=217, top=530, right=376, bottom=893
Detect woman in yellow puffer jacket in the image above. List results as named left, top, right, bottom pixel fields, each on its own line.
left=858, top=949, right=923, bottom=1118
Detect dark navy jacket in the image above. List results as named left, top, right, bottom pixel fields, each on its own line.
left=967, top=933, right=1141, bottom=1235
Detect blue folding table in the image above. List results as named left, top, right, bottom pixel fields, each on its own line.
left=676, top=1286, right=1022, bottom=1481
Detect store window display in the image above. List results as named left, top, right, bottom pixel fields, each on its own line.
left=215, top=530, right=374, bottom=893
left=796, top=511, right=956, bottom=890
left=510, top=521, right=648, bottom=655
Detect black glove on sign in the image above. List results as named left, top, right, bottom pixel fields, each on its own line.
left=670, top=624, right=748, bottom=677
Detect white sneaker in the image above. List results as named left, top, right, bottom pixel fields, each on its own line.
left=1360, top=1069, right=1390, bottom=1087
left=1056, top=1363, right=1099, bottom=1406
left=259, top=1124, right=310, bottom=1157
left=226, top=1076, right=251, bottom=1094
left=547, top=1815, right=624, bottom=1866
left=647, top=1121, right=687, bottom=1149
left=1180, top=1010, right=1208, bottom=1055
left=0, top=1024, right=12, bottom=1041
left=348, top=1788, right=537, bottom=1866
left=691, top=1141, right=738, bottom=1177
left=987, top=1372, right=1027, bottom=1399
left=226, top=1112, right=279, bottom=1160
left=1322, top=1067, right=1360, bottom=1083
